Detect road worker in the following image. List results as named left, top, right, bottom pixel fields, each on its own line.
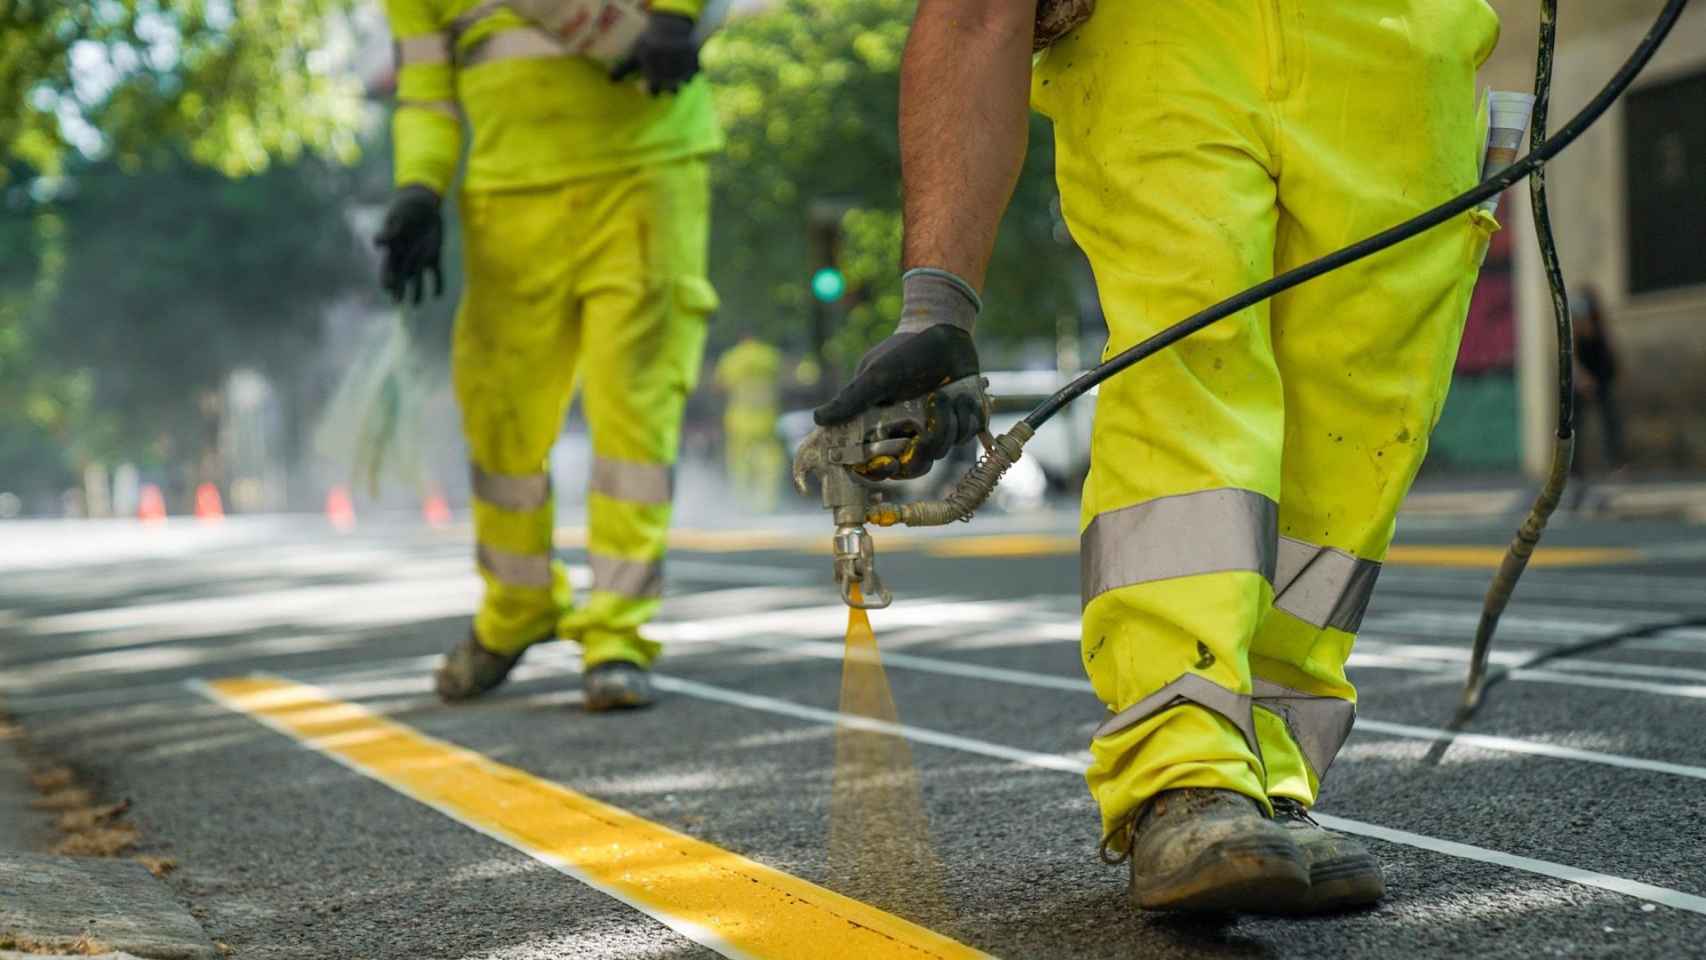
left=373, top=0, right=723, bottom=711
left=815, top=0, right=1502, bottom=913
left=713, top=336, right=784, bottom=512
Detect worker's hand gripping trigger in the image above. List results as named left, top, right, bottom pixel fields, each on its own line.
left=792, top=376, right=997, bottom=610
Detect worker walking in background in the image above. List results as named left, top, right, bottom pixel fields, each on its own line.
left=373, top=0, right=723, bottom=711
left=713, top=336, right=784, bottom=512
left=1570, top=285, right=1627, bottom=488
left=815, top=0, right=1501, bottom=914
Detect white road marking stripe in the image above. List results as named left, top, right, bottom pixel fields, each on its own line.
left=1310, top=815, right=1706, bottom=915
left=1349, top=652, right=1706, bottom=700
left=1354, top=640, right=1706, bottom=684
left=511, top=651, right=1706, bottom=916
left=651, top=674, right=1090, bottom=775
left=690, top=633, right=1706, bottom=783
left=1352, top=720, right=1706, bottom=782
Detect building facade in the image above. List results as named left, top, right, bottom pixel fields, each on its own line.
left=1483, top=0, right=1706, bottom=475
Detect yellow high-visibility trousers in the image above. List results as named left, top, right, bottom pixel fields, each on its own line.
left=454, top=157, right=716, bottom=668
left=1033, top=0, right=1501, bottom=840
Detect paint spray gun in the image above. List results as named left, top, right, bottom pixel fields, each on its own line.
left=792, top=376, right=1033, bottom=610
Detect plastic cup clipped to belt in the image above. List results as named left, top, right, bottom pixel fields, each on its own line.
left=1478, top=90, right=1539, bottom=220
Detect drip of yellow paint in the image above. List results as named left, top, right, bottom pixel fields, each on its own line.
left=828, top=587, right=952, bottom=925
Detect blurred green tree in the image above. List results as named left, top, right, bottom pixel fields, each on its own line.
left=1, top=0, right=363, bottom=179
left=703, top=0, right=1078, bottom=375
left=0, top=0, right=367, bottom=504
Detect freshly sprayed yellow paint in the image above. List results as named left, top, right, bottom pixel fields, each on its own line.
left=203, top=675, right=988, bottom=960
left=1384, top=545, right=1641, bottom=567
left=922, top=535, right=1638, bottom=569
left=923, top=535, right=1078, bottom=559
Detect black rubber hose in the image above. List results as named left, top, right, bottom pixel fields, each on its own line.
left=1023, top=0, right=1691, bottom=432
left=1458, top=0, right=1575, bottom=721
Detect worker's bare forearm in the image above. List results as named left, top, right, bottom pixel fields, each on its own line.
left=899, top=0, right=1034, bottom=291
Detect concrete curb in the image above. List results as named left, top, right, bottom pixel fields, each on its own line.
left=0, top=734, right=52, bottom=854
left=0, top=855, right=217, bottom=960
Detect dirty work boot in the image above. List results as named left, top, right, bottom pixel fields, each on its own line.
left=433, top=630, right=524, bottom=703
left=1115, top=788, right=1309, bottom=913
left=583, top=661, right=654, bottom=712
left=1270, top=798, right=1385, bottom=912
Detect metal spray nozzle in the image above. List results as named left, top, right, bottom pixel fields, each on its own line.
left=832, top=524, right=891, bottom=610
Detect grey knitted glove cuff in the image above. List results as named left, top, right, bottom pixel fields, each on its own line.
left=894, top=268, right=982, bottom=336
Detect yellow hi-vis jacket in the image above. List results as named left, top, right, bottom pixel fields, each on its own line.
left=384, top=0, right=724, bottom=194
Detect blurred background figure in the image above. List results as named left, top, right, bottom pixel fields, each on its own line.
left=1571, top=285, right=1627, bottom=475
left=371, top=0, right=724, bottom=711
left=713, top=336, right=784, bottom=512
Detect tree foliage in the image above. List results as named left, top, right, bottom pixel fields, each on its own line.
left=1, top=0, right=363, bottom=179
left=0, top=0, right=369, bottom=498
left=703, top=0, right=1077, bottom=371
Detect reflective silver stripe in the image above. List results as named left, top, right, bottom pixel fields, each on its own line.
left=1081, top=488, right=1278, bottom=608
left=1092, top=673, right=1261, bottom=761
left=1253, top=679, right=1356, bottom=779
left=1273, top=537, right=1382, bottom=633
left=396, top=33, right=451, bottom=66
left=588, top=456, right=673, bottom=506
left=476, top=544, right=552, bottom=589
left=470, top=465, right=550, bottom=512
left=589, top=553, right=664, bottom=599
left=460, top=28, right=568, bottom=68
left=397, top=98, right=462, bottom=120
left=448, top=0, right=505, bottom=36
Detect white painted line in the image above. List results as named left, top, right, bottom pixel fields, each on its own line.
left=551, top=655, right=1706, bottom=917
left=1311, top=815, right=1706, bottom=915
left=650, top=674, right=1090, bottom=775
left=1354, top=640, right=1706, bottom=684
left=693, top=633, right=1706, bottom=784
left=1353, top=720, right=1706, bottom=782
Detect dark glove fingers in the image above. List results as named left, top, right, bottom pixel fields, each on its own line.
left=814, top=370, right=886, bottom=426
left=951, top=391, right=985, bottom=445
left=912, top=402, right=957, bottom=464
left=610, top=56, right=640, bottom=81
left=430, top=262, right=444, bottom=299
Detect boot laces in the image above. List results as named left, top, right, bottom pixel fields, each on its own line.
left=1270, top=797, right=1317, bottom=826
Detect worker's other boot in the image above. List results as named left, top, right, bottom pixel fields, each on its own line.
left=1270, top=798, right=1385, bottom=912
left=434, top=630, right=523, bottom=703
left=583, top=660, right=654, bottom=712
left=1120, top=788, right=1309, bottom=913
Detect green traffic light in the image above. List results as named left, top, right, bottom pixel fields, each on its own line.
left=810, top=267, right=846, bottom=303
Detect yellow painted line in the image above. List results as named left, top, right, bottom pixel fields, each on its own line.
left=199, top=675, right=988, bottom=960
left=923, top=534, right=1078, bottom=559
left=557, top=526, right=929, bottom=555
left=922, top=536, right=1641, bottom=568
left=1384, top=545, right=1642, bottom=568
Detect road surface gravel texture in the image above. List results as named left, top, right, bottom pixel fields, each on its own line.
left=2, top=512, right=1704, bottom=959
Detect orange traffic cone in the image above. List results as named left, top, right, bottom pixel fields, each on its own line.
left=422, top=491, right=451, bottom=528
left=138, top=484, right=167, bottom=525
left=193, top=483, right=224, bottom=523
left=326, top=485, right=356, bottom=533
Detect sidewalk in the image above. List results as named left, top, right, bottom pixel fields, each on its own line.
left=0, top=710, right=217, bottom=960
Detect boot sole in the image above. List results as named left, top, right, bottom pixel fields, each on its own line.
left=1271, top=853, right=1386, bottom=914
left=1133, top=836, right=1310, bottom=914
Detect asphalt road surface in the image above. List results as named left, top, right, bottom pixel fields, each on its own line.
left=4, top=508, right=1706, bottom=959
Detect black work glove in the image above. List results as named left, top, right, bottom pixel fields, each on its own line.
left=610, top=13, right=699, bottom=96
left=374, top=184, right=444, bottom=305
left=814, top=269, right=988, bottom=476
